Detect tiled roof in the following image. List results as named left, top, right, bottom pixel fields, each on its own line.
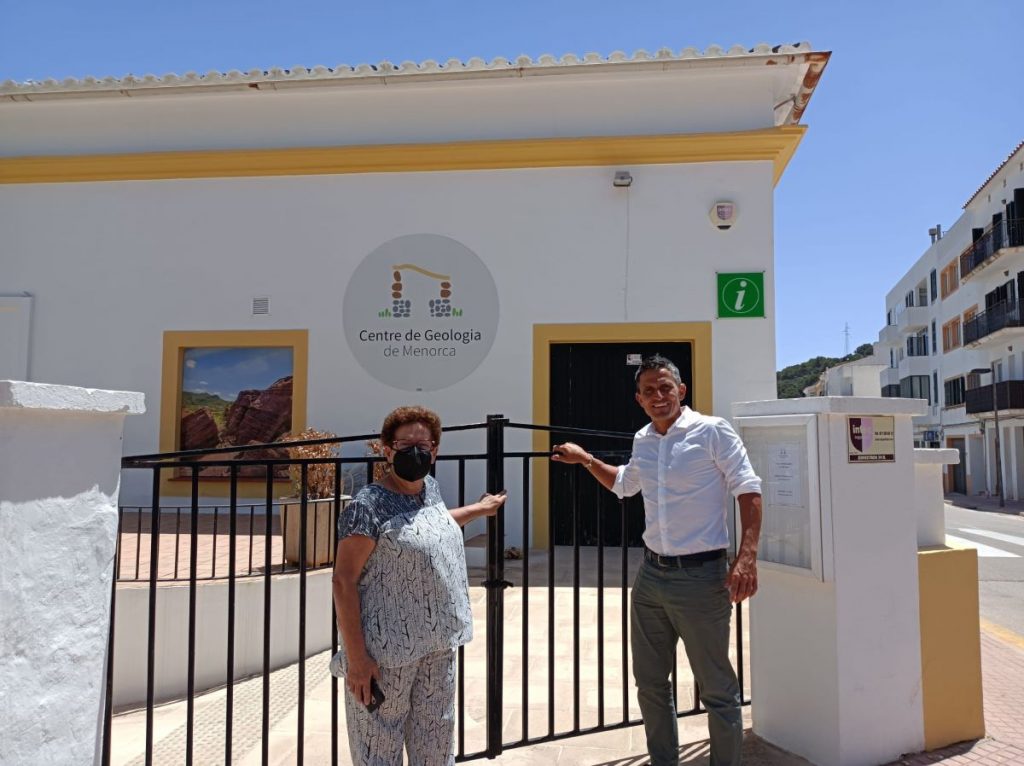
left=963, top=140, right=1024, bottom=209
left=0, top=42, right=828, bottom=122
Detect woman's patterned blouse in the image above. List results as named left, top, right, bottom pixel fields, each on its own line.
left=335, top=475, right=473, bottom=669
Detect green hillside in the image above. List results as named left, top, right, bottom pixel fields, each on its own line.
left=181, top=390, right=233, bottom=430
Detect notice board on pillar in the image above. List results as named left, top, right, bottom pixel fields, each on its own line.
left=736, top=414, right=824, bottom=580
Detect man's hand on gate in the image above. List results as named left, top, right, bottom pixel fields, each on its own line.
left=726, top=551, right=758, bottom=603
left=551, top=442, right=591, bottom=465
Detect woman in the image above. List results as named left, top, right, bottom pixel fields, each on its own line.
left=331, top=405, right=507, bottom=766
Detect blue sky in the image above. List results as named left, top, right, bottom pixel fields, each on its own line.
left=182, top=347, right=293, bottom=401
left=3, top=0, right=1021, bottom=367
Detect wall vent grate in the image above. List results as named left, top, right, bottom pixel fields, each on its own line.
left=252, top=296, right=270, bottom=315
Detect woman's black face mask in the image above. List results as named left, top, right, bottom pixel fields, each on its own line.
left=391, top=445, right=432, bottom=482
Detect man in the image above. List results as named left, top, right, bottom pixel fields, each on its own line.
left=552, top=354, right=762, bottom=766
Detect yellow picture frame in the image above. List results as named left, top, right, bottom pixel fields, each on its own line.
left=159, top=329, right=309, bottom=499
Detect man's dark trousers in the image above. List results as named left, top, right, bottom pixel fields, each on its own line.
left=631, top=555, right=742, bottom=766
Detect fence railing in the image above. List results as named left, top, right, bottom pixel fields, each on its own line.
left=963, top=300, right=1024, bottom=346
left=965, top=380, right=1024, bottom=414
left=960, top=217, right=1024, bottom=280
left=105, top=415, right=748, bottom=764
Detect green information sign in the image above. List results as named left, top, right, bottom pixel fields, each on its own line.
left=717, top=272, right=765, bottom=318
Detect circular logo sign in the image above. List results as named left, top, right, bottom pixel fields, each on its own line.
left=343, top=234, right=500, bottom=391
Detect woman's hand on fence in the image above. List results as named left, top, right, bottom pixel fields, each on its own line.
left=476, top=490, right=508, bottom=518
left=346, top=652, right=381, bottom=706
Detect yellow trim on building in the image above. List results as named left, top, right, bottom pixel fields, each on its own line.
left=160, top=329, right=309, bottom=500
left=531, top=322, right=713, bottom=549
left=0, top=126, right=805, bottom=186
left=917, top=545, right=985, bottom=751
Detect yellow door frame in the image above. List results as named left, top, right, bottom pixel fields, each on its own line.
left=531, top=321, right=712, bottom=548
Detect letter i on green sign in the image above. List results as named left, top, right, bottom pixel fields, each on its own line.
left=717, top=272, right=765, bottom=318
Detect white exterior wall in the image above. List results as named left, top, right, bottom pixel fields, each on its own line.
left=0, top=68, right=781, bottom=157
left=2, top=158, right=777, bottom=542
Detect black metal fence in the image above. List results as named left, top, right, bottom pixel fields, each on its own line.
left=960, top=217, right=1024, bottom=280
left=104, top=415, right=748, bottom=764
left=963, top=300, right=1024, bottom=346
left=965, top=380, right=1024, bottom=414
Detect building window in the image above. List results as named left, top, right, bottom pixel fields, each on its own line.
left=907, top=332, right=928, bottom=356
left=942, top=317, right=962, bottom=352
left=940, top=260, right=959, bottom=298
left=930, top=269, right=938, bottom=303
left=944, top=376, right=966, bottom=407
left=887, top=309, right=893, bottom=326
left=905, top=291, right=915, bottom=308
left=933, top=372, right=939, bottom=405
left=882, top=384, right=901, bottom=398
left=931, top=319, right=937, bottom=353
left=900, top=375, right=930, bottom=402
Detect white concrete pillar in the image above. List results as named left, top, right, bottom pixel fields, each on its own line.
left=914, top=448, right=959, bottom=547
left=734, top=397, right=927, bottom=766
left=0, top=381, right=144, bottom=766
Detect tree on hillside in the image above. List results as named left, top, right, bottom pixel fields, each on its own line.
left=776, top=343, right=875, bottom=399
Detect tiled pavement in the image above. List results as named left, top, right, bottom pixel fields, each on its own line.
left=883, top=628, right=1024, bottom=766
left=110, top=540, right=1024, bottom=765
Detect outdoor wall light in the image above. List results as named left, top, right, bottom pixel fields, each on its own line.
left=612, top=171, right=633, bottom=188
left=709, top=200, right=737, bottom=230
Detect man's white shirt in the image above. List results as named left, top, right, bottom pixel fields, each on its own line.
left=612, top=407, right=762, bottom=556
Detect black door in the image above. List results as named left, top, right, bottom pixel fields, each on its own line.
left=549, top=342, right=693, bottom=546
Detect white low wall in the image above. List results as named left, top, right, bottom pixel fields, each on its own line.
left=112, top=570, right=334, bottom=708
left=0, top=381, right=144, bottom=766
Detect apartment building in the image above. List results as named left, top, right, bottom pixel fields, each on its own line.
left=878, top=141, right=1024, bottom=498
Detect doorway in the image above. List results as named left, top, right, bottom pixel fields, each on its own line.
left=947, top=437, right=967, bottom=494
left=549, top=342, right=693, bottom=546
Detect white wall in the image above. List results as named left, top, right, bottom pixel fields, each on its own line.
left=0, top=68, right=780, bottom=157
left=112, top=571, right=334, bottom=707
left=0, top=382, right=143, bottom=766
left=2, top=160, right=778, bottom=546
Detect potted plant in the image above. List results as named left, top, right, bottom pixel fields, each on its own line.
left=280, top=428, right=347, bottom=567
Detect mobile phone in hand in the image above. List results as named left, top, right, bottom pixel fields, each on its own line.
left=366, top=678, right=385, bottom=713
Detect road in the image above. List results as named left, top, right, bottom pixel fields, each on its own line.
left=945, top=504, right=1024, bottom=639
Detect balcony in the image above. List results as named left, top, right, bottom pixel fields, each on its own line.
left=896, top=305, right=929, bottom=332
left=963, top=300, right=1024, bottom=348
left=878, top=323, right=901, bottom=347
left=959, top=217, right=1024, bottom=283
left=898, top=355, right=931, bottom=378
left=965, top=380, right=1024, bottom=415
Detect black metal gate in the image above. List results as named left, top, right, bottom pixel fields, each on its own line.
left=104, top=415, right=747, bottom=764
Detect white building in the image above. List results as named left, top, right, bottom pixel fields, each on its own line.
left=802, top=352, right=887, bottom=397
left=877, top=141, right=1024, bottom=498
left=1, top=44, right=830, bottom=544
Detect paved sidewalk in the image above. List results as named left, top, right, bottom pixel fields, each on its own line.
left=945, top=492, right=1024, bottom=516
left=883, top=627, right=1024, bottom=765
left=109, top=550, right=1024, bottom=765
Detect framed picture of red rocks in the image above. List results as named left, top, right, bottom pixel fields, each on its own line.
left=179, top=346, right=293, bottom=479
left=160, top=330, right=309, bottom=496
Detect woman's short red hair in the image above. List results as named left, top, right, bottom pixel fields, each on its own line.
left=380, top=406, right=442, bottom=446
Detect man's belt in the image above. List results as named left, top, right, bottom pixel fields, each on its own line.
left=643, top=546, right=726, bottom=568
